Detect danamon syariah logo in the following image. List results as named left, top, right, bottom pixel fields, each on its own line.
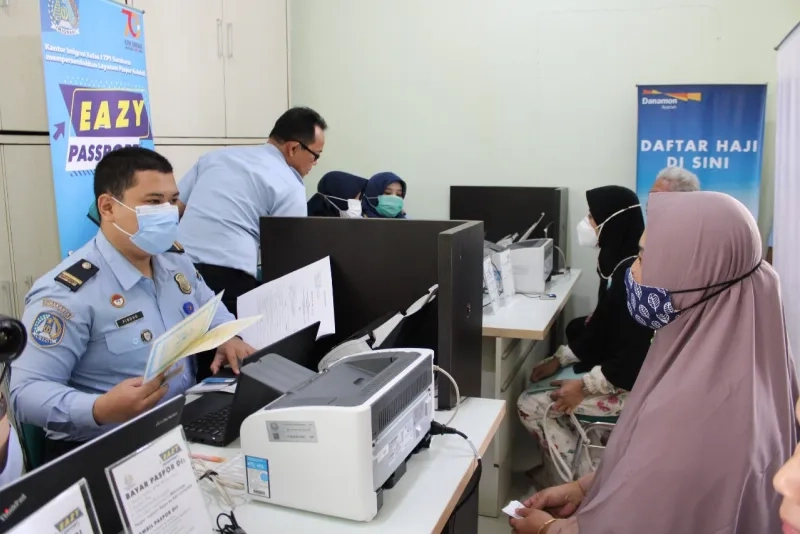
left=641, top=89, right=702, bottom=107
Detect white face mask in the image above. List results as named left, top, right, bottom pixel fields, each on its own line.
left=340, top=198, right=363, bottom=219
left=576, top=216, right=598, bottom=248
left=577, top=204, right=642, bottom=249
left=326, top=195, right=362, bottom=219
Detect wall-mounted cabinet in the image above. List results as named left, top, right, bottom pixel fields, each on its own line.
left=134, top=0, right=288, bottom=138
left=0, top=1, right=288, bottom=138
left=0, top=142, right=60, bottom=317
left=0, top=2, right=48, bottom=132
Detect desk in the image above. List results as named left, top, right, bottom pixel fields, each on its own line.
left=191, top=397, right=505, bottom=534
left=478, top=270, right=582, bottom=516
left=482, top=270, right=582, bottom=340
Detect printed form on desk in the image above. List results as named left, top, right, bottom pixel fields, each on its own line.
left=237, top=256, right=335, bottom=349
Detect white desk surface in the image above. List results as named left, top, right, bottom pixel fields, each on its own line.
left=191, top=397, right=506, bottom=534
left=482, top=269, right=582, bottom=340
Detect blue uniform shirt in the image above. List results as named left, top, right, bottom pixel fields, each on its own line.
left=10, top=230, right=235, bottom=442
left=177, top=144, right=307, bottom=277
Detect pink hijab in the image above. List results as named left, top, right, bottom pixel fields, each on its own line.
left=575, top=192, right=798, bottom=533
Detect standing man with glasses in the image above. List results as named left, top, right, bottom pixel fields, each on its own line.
left=177, top=107, right=326, bottom=378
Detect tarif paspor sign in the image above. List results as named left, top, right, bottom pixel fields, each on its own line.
left=39, top=0, right=154, bottom=256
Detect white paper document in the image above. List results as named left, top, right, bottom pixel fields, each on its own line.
left=143, top=292, right=261, bottom=382
left=107, top=426, right=212, bottom=534
left=483, top=257, right=500, bottom=313
left=502, top=500, right=524, bottom=519
left=11, top=480, right=99, bottom=534
left=494, top=249, right=516, bottom=298
left=237, top=256, right=335, bottom=349
left=185, top=376, right=238, bottom=395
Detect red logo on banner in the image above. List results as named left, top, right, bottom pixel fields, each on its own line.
left=121, top=8, right=140, bottom=39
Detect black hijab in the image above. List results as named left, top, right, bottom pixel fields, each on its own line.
left=570, top=186, right=651, bottom=390
left=585, top=185, right=644, bottom=280
left=307, top=171, right=368, bottom=217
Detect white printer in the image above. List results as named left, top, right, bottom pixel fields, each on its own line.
left=239, top=348, right=435, bottom=522
left=507, top=238, right=554, bottom=294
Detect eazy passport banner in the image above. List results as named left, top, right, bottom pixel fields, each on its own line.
left=635, top=84, right=767, bottom=218
left=40, top=0, right=153, bottom=256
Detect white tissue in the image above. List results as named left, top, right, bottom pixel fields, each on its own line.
left=502, top=500, right=524, bottom=519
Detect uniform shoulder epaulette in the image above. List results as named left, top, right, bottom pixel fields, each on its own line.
left=166, top=241, right=185, bottom=254
left=54, top=259, right=99, bottom=292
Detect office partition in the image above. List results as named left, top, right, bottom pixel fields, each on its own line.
left=259, top=217, right=483, bottom=408
left=449, top=186, right=568, bottom=270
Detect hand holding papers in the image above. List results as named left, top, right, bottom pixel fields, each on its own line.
left=143, top=292, right=260, bottom=382
left=237, top=257, right=335, bottom=349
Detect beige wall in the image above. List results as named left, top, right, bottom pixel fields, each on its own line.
left=289, top=0, right=799, bottom=313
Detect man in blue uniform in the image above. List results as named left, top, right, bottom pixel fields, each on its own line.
left=10, top=147, right=254, bottom=462
left=176, top=107, right=326, bottom=313
left=177, top=106, right=326, bottom=380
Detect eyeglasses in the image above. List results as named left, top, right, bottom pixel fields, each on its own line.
left=294, top=140, right=320, bottom=161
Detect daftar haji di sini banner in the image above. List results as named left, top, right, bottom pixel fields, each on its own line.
left=40, top=0, right=153, bottom=257
left=635, top=84, right=767, bottom=218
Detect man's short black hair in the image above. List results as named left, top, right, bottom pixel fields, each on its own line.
left=269, top=107, right=327, bottom=145
left=94, top=146, right=173, bottom=204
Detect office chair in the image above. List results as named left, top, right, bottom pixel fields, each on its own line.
left=20, top=423, right=45, bottom=470
left=571, top=414, right=618, bottom=480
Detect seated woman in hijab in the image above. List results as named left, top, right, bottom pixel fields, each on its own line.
left=362, top=172, right=407, bottom=219
left=307, top=171, right=367, bottom=218
left=517, top=185, right=652, bottom=483
left=509, top=192, right=797, bottom=534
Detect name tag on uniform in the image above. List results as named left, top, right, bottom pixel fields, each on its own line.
left=115, top=311, right=144, bottom=328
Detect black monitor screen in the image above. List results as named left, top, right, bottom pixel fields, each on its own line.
left=0, top=396, right=185, bottom=533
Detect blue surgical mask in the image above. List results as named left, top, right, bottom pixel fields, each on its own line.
left=376, top=195, right=403, bottom=218
left=113, top=199, right=179, bottom=255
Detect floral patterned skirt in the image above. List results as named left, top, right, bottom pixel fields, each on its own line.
left=517, top=390, right=627, bottom=481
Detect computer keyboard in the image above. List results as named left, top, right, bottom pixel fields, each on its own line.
left=185, top=405, right=231, bottom=439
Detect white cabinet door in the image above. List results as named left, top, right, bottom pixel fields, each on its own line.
left=2, top=145, right=60, bottom=316
left=135, top=0, right=227, bottom=138
left=222, top=0, right=288, bottom=138
left=0, top=149, right=17, bottom=317
left=0, top=3, right=48, bottom=132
